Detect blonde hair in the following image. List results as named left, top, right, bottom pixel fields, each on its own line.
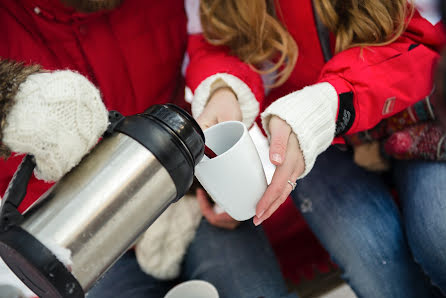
left=200, top=0, right=298, bottom=87
left=314, top=0, right=413, bottom=53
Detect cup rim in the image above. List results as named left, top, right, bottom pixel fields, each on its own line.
left=164, top=280, right=219, bottom=298
left=200, top=121, right=246, bottom=163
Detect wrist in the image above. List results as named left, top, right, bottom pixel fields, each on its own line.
left=191, top=73, right=259, bottom=127
left=208, top=87, right=238, bottom=105
left=209, top=78, right=237, bottom=99
left=261, top=83, right=338, bottom=178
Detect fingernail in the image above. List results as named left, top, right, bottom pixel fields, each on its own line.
left=257, top=210, right=265, bottom=218
left=254, top=218, right=264, bottom=226
left=272, top=154, right=282, bottom=164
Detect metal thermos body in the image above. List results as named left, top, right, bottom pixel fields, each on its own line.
left=22, top=133, right=177, bottom=290
left=0, top=104, right=205, bottom=298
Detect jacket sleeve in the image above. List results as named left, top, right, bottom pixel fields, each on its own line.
left=319, top=11, right=444, bottom=137
left=184, top=0, right=264, bottom=127
left=261, top=11, right=444, bottom=178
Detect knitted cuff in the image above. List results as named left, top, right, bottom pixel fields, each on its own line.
left=191, top=73, right=260, bottom=127
left=261, top=82, right=338, bottom=178
left=0, top=60, right=40, bottom=158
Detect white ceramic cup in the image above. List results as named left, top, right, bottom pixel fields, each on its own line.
left=164, top=280, right=219, bottom=298
left=195, top=121, right=267, bottom=221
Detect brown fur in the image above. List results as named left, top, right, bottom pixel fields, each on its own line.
left=0, top=60, right=40, bottom=158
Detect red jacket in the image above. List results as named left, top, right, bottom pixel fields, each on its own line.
left=186, top=0, right=444, bottom=141
left=0, top=0, right=191, bottom=211
left=185, top=0, right=444, bottom=282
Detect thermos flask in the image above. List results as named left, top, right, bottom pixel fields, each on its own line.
left=0, top=104, right=205, bottom=298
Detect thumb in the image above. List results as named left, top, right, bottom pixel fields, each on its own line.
left=268, top=116, right=291, bottom=165
left=196, top=114, right=216, bottom=131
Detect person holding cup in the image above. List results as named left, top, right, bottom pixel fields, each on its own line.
left=197, top=0, right=446, bottom=297
left=0, top=0, right=297, bottom=297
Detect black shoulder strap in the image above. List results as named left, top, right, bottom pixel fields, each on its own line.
left=312, top=0, right=333, bottom=63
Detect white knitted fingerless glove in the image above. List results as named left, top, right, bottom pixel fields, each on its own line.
left=2, top=71, right=109, bottom=182
left=135, top=194, right=202, bottom=280
left=261, top=82, right=339, bottom=178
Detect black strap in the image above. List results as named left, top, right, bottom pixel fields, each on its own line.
left=312, top=0, right=333, bottom=63
left=0, top=155, right=35, bottom=230
left=312, top=1, right=358, bottom=136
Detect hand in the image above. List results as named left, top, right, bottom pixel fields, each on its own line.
left=196, top=87, right=242, bottom=130
left=196, top=188, right=240, bottom=230
left=2, top=71, right=109, bottom=182
left=253, top=116, right=305, bottom=226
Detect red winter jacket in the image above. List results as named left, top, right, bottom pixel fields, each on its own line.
left=186, top=0, right=444, bottom=141
left=0, top=0, right=194, bottom=211
left=185, top=0, right=444, bottom=282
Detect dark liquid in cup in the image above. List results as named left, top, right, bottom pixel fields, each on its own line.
left=204, top=145, right=217, bottom=159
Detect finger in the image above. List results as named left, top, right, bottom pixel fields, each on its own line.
left=255, top=134, right=303, bottom=225
left=255, top=191, right=289, bottom=226
left=254, top=154, right=295, bottom=221
left=254, top=169, right=300, bottom=226
left=196, top=110, right=218, bottom=130
left=210, top=212, right=240, bottom=230
left=196, top=188, right=215, bottom=218
left=196, top=188, right=235, bottom=228
left=204, top=211, right=239, bottom=229
left=269, top=117, right=291, bottom=165
left=196, top=115, right=215, bottom=131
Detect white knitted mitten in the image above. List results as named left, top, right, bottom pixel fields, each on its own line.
left=261, top=82, right=339, bottom=178
left=2, top=71, right=109, bottom=182
left=135, top=194, right=202, bottom=280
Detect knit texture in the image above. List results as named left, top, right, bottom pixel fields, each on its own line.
left=192, top=73, right=260, bottom=128
left=261, top=83, right=338, bottom=178
left=135, top=194, right=202, bottom=280
left=345, top=97, right=446, bottom=165
left=2, top=71, right=109, bottom=182
left=384, top=122, right=446, bottom=160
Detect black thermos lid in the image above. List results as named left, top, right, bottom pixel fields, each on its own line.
left=115, top=104, right=205, bottom=199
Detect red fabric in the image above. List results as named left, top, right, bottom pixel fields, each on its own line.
left=0, top=0, right=188, bottom=212
left=186, top=35, right=265, bottom=103
left=319, top=11, right=444, bottom=135
left=186, top=0, right=445, bottom=282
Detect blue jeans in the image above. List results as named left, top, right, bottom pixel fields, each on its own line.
left=291, top=147, right=446, bottom=298
left=87, top=218, right=297, bottom=298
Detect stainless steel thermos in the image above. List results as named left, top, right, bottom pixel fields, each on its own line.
left=0, top=104, right=205, bottom=298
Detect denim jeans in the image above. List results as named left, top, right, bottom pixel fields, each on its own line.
left=87, top=219, right=297, bottom=298
left=291, top=146, right=446, bottom=298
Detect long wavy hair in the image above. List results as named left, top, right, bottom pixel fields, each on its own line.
left=200, top=0, right=412, bottom=85
left=314, top=0, right=413, bottom=53
left=200, top=0, right=298, bottom=87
